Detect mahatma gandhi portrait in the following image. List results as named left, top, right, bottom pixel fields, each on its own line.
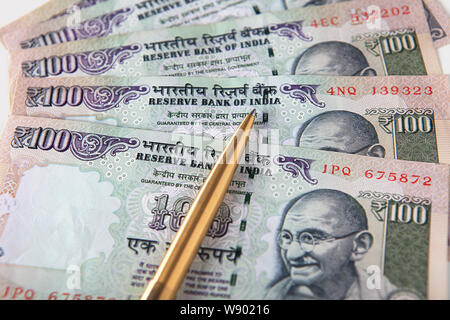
left=295, top=110, right=386, bottom=158
left=293, top=41, right=377, bottom=76
left=265, top=189, right=397, bottom=300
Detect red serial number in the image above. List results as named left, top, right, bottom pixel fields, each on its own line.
left=351, top=5, right=411, bottom=24
left=372, top=86, right=433, bottom=96
left=48, top=292, right=115, bottom=300
left=310, top=17, right=339, bottom=28
left=365, top=170, right=432, bottom=186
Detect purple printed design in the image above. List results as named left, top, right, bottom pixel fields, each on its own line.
left=22, top=60, right=45, bottom=78
left=22, top=45, right=141, bottom=78
left=70, top=131, right=140, bottom=161
left=73, top=0, right=108, bottom=10
left=11, top=126, right=140, bottom=161
left=423, top=3, right=446, bottom=41
left=25, top=87, right=48, bottom=107
left=48, top=0, right=108, bottom=21
left=269, top=21, right=312, bottom=42
left=82, top=85, right=150, bottom=112
left=71, top=7, right=134, bottom=40
left=280, top=84, right=325, bottom=108
left=76, top=44, right=142, bottom=75
left=21, top=7, right=133, bottom=50
left=24, top=85, right=150, bottom=110
left=274, top=156, right=318, bottom=185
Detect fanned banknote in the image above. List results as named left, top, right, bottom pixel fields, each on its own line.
left=1, top=0, right=270, bottom=52
left=285, top=0, right=450, bottom=48
left=0, top=115, right=447, bottom=300
left=11, top=0, right=442, bottom=86
left=11, top=75, right=450, bottom=164
left=3, top=0, right=450, bottom=53
left=0, top=0, right=111, bottom=39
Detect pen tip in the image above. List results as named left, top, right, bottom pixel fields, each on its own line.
left=250, top=109, right=256, bottom=116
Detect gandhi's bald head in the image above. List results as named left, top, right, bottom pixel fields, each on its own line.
left=296, top=110, right=385, bottom=158
left=294, top=41, right=377, bottom=76
left=282, top=189, right=368, bottom=234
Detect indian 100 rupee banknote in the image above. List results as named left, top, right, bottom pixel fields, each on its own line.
left=0, top=0, right=112, bottom=40
left=0, top=115, right=447, bottom=300
left=11, top=0, right=442, bottom=86
left=285, top=0, right=450, bottom=49
left=3, top=0, right=450, bottom=53
left=1, top=0, right=270, bottom=52
left=11, top=74, right=450, bottom=165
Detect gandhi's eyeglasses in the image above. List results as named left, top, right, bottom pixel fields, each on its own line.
left=277, top=230, right=361, bottom=252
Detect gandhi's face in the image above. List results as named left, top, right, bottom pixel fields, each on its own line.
left=289, top=0, right=348, bottom=7
left=280, top=200, right=357, bottom=286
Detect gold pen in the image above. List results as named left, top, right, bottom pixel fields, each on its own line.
left=141, top=109, right=256, bottom=300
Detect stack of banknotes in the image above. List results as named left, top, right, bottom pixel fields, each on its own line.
left=0, top=0, right=449, bottom=301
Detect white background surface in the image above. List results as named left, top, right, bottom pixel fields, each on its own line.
left=0, top=0, right=448, bottom=299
